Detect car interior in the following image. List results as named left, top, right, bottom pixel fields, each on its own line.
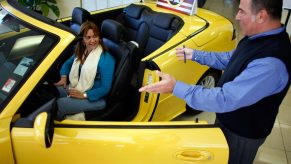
left=11, top=4, right=186, bottom=123
left=85, top=19, right=138, bottom=121
left=80, top=4, right=184, bottom=121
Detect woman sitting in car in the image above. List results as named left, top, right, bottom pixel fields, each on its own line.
left=55, top=21, right=115, bottom=120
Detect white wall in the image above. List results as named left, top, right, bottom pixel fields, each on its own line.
left=48, top=0, right=81, bottom=20
left=48, top=0, right=140, bottom=19
left=286, top=18, right=291, bottom=36
left=282, top=9, right=291, bottom=35
left=82, top=0, right=139, bottom=12
left=283, top=0, right=291, bottom=35
left=48, top=0, right=291, bottom=37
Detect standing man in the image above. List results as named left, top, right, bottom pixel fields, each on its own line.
left=139, top=0, right=291, bottom=163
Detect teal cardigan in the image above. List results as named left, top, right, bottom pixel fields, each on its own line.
left=60, top=51, right=115, bottom=102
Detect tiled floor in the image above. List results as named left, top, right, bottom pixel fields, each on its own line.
left=173, top=0, right=291, bottom=163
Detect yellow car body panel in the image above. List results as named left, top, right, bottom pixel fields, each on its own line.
left=0, top=117, right=15, bottom=164
left=133, top=69, right=160, bottom=122
left=0, top=1, right=74, bottom=163
left=11, top=121, right=228, bottom=164
left=0, top=0, right=235, bottom=163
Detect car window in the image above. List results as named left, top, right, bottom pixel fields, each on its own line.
left=0, top=5, right=58, bottom=112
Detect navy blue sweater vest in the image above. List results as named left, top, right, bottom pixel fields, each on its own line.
left=216, top=30, right=291, bottom=139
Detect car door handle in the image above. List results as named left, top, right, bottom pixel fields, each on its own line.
left=176, top=150, right=212, bottom=162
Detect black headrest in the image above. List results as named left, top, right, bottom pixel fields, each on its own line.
left=101, top=19, right=125, bottom=43
left=153, top=13, right=175, bottom=29
left=124, top=4, right=145, bottom=19
left=72, top=7, right=91, bottom=25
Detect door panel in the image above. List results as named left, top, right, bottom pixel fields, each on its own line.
left=133, top=69, right=160, bottom=121
left=149, top=50, right=209, bottom=121
left=11, top=122, right=228, bottom=164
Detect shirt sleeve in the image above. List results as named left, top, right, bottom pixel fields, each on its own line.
left=192, top=50, right=234, bottom=70
left=60, top=55, right=75, bottom=76
left=173, top=57, right=289, bottom=113
left=86, top=52, right=115, bottom=102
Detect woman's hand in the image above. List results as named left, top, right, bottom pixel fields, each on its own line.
left=54, top=76, right=67, bottom=88
left=68, top=89, right=87, bottom=99
left=176, top=47, right=193, bottom=61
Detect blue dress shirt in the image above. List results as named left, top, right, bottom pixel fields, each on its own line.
left=173, top=27, right=289, bottom=113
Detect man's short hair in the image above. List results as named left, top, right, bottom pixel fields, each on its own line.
left=251, top=0, right=282, bottom=20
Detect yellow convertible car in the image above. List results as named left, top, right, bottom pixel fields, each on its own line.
left=0, top=0, right=236, bottom=163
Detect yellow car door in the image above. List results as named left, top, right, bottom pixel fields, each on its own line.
left=137, top=10, right=235, bottom=121
left=10, top=105, right=228, bottom=164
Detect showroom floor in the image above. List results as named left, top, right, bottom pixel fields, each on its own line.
left=164, top=0, right=291, bottom=163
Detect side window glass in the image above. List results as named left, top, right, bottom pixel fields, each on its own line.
left=0, top=5, right=58, bottom=110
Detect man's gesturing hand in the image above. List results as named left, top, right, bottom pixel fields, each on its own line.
left=139, top=71, right=176, bottom=94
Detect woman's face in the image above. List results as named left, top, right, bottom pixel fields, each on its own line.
left=83, top=29, right=99, bottom=52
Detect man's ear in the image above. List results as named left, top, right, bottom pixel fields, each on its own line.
left=255, top=9, right=268, bottom=23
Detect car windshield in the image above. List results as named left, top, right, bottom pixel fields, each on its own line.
left=0, top=5, right=58, bottom=111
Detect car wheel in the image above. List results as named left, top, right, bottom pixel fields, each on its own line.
left=198, top=0, right=207, bottom=8
left=185, top=70, right=220, bottom=115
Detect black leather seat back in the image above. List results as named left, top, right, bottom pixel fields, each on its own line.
left=102, top=19, right=128, bottom=66
left=70, top=7, right=92, bottom=33
left=117, top=4, right=184, bottom=58
left=121, top=4, right=149, bottom=42
left=119, top=4, right=150, bottom=63
left=144, top=13, right=184, bottom=55
left=92, top=19, right=137, bottom=120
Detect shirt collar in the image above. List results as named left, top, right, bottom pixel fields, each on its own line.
left=249, top=26, right=285, bottom=40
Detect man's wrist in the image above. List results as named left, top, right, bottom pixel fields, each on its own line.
left=173, top=81, right=189, bottom=99
left=192, top=50, right=198, bottom=61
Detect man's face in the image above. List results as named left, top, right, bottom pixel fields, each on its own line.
left=235, top=0, right=258, bottom=36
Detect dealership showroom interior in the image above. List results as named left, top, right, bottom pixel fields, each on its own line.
left=1, top=0, right=291, bottom=163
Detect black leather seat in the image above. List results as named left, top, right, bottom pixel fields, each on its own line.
left=118, top=4, right=150, bottom=64
left=70, top=7, right=91, bottom=33
left=85, top=19, right=137, bottom=121
left=117, top=4, right=184, bottom=58
left=144, top=13, right=183, bottom=55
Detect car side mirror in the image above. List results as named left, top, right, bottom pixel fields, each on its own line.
left=13, top=98, right=56, bottom=148
left=34, top=112, right=54, bottom=148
